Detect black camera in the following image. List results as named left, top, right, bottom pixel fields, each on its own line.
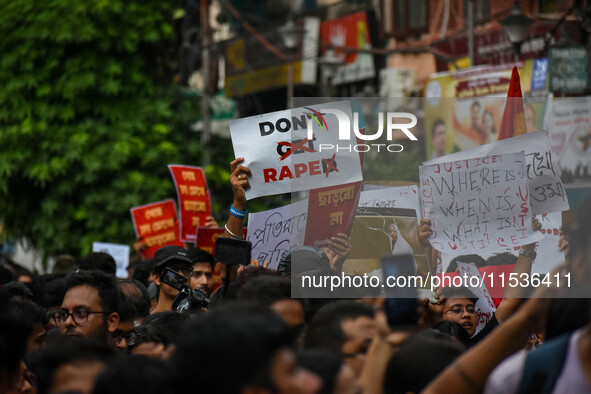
left=161, top=267, right=209, bottom=314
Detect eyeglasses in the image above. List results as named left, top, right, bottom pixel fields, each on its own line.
left=113, top=330, right=136, bottom=345
left=443, top=305, right=477, bottom=315
left=54, top=308, right=108, bottom=325
left=47, top=309, right=61, bottom=325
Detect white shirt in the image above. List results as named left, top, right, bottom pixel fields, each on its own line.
left=484, top=328, right=591, bottom=394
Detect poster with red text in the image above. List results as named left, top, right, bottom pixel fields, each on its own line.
left=169, top=165, right=212, bottom=242
left=130, top=199, right=184, bottom=259
left=304, top=181, right=362, bottom=248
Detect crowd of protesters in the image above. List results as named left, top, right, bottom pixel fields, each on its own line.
left=1, top=157, right=589, bottom=394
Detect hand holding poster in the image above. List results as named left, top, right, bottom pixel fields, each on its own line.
left=424, top=130, right=568, bottom=214
left=130, top=199, right=184, bottom=259
left=247, top=199, right=307, bottom=270
left=230, top=101, right=363, bottom=200
left=168, top=165, right=212, bottom=242
left=420, top=152, right=542, bottom=255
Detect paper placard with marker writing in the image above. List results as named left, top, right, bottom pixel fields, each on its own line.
left=419, top=151, right=543, bottom=256
left=246, top=199, right=308, bottom=270
left=230, top=101, right=364, bottom=200
left=424, top=130, right=568, bottom=214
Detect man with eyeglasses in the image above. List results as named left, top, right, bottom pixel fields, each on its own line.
left=57, top=270, right=120, bottom=342
left=150, top=245, right=193, bottom=314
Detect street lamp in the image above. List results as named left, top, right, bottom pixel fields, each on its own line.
left=319, top=48, right=344, bottom=97
left=279, top=19, right=305, bottom=109
left=500, top=1, right=533, bottom=61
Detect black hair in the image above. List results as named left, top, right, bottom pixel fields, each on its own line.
left=303, top=300, right=375, bottom=352
left=486, top=252, right=518, bottom=266
left=63, top=270, right=119, bottom=313
left=171, top=304, right=293, bottom=393
left=471, top=100, right=481, bottom=110
left=118, top=279, right=151, bottom=321
left=12, top=298, right=48, bottom=335
left=132, top=259, right=154, bottom=288
left=94, top=355, right=173, bottom=394
left=78, top=252, right=117, bottom=275
left=1, top=281, right=34, bottom=301
left=297, top=349, right=345, bottom=394
left=446, top=254, right=487, bottom=273
left=432, top=118, right=445, bottom=136
left=0, top=293, right=30, bottom=391
left=26, top=336, right=118, bottom=394
left=237, top=275, right=293, bottom=307
left=0, top=264, right=13, bottom=285
left=384, top=330, right=464, bottom=394
left=188, top=248, right=216, bottom=270
left=545, top=297, right=589, bottom=340
left=130, top=311, right=189, bottom=349
left=38, top=278, right=66, bottom=310
left=439, top=286, right=478, bottom=305
left=433, top=320, right=470, bottom=348
left=210, top=266, right=281, bottom=308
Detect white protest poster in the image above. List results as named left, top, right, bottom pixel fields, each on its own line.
left=544, top=97, right=591, bottom=188
left=92, top=242, right=130, bottom=278
left=358, top=185, right=420, bottom=217
left=420, top=151, right=542, bottom=256
left=456, top=262, right=496, bottom=334
left=230, top=101, right=363, bottom=200
left=424, top=130, right=568, bottom=214
left=246, top=199, right=308, bottom=270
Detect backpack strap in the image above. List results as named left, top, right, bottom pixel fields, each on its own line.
left=517, top=333, right=571, bottom=394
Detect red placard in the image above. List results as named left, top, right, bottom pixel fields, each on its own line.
left=130, top=199, right=184, bottom=259
left=304, top=181, right=362, bottom=248
left=168, top=165, right=212, bottom=242
left=195, top=227, right=248, bottom=256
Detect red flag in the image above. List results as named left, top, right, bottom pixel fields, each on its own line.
left=498, top=66, right=527, bottom=140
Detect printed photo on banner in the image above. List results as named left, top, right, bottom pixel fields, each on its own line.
left=343, top=186, right=430, bottom=281
left=229, top=100, right=364, bottom=200
left=544, top=97, right=591, bottom=187
left=168, top=165, right=212, bottom=242
left=247, top=199, right=308, bottom=270
left=420, top=151, right=543, bottom=256
left=424, top=130, right=568, bottom=214
left=130, top=199, right=184, bottom=259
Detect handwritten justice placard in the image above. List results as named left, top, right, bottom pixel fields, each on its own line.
left=420, top=152, right=542, bottom=255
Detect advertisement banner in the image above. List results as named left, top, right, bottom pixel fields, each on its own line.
left=320, top=11, right=375, bottom=85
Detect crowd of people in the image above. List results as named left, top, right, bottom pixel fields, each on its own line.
left=1, top=157, right=589, bottom=394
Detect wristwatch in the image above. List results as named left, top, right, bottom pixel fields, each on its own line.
left=519, top=248, right=537, bottom=260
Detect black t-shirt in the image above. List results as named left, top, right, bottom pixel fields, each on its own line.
left=468, top=313, right=498, bottom=347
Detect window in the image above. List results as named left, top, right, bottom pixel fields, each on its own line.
left=463, top=0, right=490, bottom=24
left=392, top=0, right=428, bottom=38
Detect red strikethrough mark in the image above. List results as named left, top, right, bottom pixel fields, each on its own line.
left=277, top=138, right=315, bottom=161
